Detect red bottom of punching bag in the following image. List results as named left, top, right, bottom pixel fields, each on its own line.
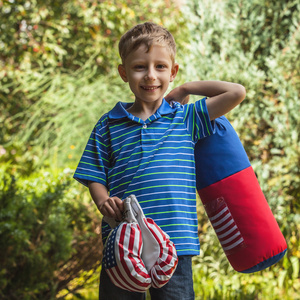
left=198, top=166, right=287, bottom=273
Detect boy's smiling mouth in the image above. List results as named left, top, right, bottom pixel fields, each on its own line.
left=141, top=85, right=160, bottom=90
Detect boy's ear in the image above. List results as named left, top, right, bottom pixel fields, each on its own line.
left=170, top=63, right=179, bottom=82
left=118, top=64, right=128, bottom=82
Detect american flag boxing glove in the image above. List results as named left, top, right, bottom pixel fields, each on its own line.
left=102, top=197, right=151, bottom=292
left=102, top=195, right=178, bottom=291
left=129, top=195, right=178, bottom=288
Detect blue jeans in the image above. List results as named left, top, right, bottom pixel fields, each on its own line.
left=99, top=256, right=195, bottom=300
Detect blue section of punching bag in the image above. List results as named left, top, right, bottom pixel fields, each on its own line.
left=240, top=249, right=287, bottom=273
left=195, top=116, right=251, bottom=190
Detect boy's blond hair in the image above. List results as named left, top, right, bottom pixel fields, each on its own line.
left=118, top=22, right=176, bottom=64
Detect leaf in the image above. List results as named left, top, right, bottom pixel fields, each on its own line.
left=278, top=269, right=287, bottom=290
left=290, top=256, right=300, bottom=279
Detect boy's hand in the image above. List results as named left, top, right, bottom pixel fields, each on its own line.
left=165, top=85, right=190, bottom=105
left=88, top=181, right=124, bottom=221
left=99, top=196, right=124, bottom=221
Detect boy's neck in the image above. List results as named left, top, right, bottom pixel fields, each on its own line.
left=127, top=99, right=163, bottom=121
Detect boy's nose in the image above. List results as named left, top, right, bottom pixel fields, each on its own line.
left=145, top=67, right=156, bottom=81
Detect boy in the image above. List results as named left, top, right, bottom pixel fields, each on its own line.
left=74, top=22, right=246, bottom=300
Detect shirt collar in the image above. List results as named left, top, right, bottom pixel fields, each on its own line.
left=108, top=98, right=176, bottom=120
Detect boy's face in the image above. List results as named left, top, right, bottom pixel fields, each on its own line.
left=118, top=44, right=179, bottom=107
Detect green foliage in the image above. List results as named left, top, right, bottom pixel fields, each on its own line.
left=0, top=166, right=101, bottom=300
left=9, top=65, right=128, bottom=168
left=0, top=167, right=69, bottom=299
left=0, top=0, right=188, bottom=73
left=1, top=0, right=299, bottom=298
left=1, top=0, right=189, bottom=168
left=184, top=0, right=300, bottom=298
left=0, top=1, right=189, bottom=299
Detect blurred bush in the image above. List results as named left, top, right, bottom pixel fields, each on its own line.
left=0, top=1, right=189, bottom=299
left=1, top=0, right=299, bottom=299
left=0, top=166, right=102, bottom=300
left=183, top=0, right=300, bottom=298
left=0, top=0, right=189, bottom=168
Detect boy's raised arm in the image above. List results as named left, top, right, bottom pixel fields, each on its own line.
left=165, top=81, right=246, bottom=120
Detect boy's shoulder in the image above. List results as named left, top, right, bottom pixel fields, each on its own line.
left=95, top=101, right=127, bottom=130
left=170, top=100, right=183, bottom=109
left=169, top=100, right=195, bottom=114
left=94, top=112, right=110, bottom=133
left=96, top=101, right=124, bottom=125
left=166, top=100, right=188, bottom=114
left=170, top=100, right=199, bottom=109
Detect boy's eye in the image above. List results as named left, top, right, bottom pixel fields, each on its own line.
left=134, top=65, right=145, bottom=70
left=157, top=64, right=166, bottom=69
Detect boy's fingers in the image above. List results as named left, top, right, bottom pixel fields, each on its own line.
left=113, top=208, right=123, bottom=221
left=181, top=94, right=190, bottom=104
left=110, top=197, right=124, bottom=220
left=165, top=89, right=190, bottom=104
left=115, top=197, right=124, bottom=211
left=101, top=207, right=108, bottom=217
left=100, top=199, right=115, bottom=218
left=100, top=205, right=112, bottom=218
left=164, top=93, right=173, bottom=103
left=99, top=197, right=124, bottom=221
left=108, top=197, right=123, bottom=221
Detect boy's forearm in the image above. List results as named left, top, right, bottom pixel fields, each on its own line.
left=180, top=81, right=244, bottom=98
left=88, top=181, right=110, bottom=211
left=181, top=81, right=246, bottom=120
left=88, top=181, right=124, bottom=220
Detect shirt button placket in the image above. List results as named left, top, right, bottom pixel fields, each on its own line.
left=141, top=123, right=147, bottom=149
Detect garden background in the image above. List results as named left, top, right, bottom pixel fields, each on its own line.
left=0, top=0, right=299, bottom=299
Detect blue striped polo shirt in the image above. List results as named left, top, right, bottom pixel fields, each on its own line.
left=74, top=98, right=214, bottom=256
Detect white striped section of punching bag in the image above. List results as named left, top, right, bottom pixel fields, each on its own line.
left=206, top=198, right=245, bottom=255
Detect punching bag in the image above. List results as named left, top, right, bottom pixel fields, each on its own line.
left=195, top=116, right=287, bottom=273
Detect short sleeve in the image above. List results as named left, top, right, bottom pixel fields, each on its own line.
left=183, top=97, right=215, bottom=143
left=73, top=118, right=110, bottom=188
